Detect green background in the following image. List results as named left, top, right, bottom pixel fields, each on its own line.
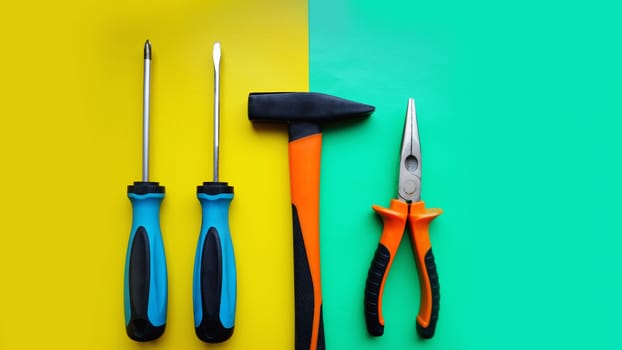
left=311, top=1, right=622, bottom=348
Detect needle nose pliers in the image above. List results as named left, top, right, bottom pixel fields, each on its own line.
left=364, top=98, right=443, bottom=339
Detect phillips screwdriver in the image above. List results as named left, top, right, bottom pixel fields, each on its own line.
left=193, top=42, right=237, bottom=343
left=124, top=40, right=168, bottom=342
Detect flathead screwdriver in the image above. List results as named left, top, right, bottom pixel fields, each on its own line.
left=124, top=40, right=168, bottom=342
left=193, top=41, right=237, bottom=343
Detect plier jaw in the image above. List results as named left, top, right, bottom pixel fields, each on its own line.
left=398, top=98, right=422, bottom=203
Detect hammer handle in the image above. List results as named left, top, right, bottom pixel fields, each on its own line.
left=289, top=132, right=326, bottom=350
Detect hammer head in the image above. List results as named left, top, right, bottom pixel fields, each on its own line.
left=248, top=92, right=375, bottom=124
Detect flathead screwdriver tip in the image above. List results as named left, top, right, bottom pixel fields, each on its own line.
left=144, top=40, right=152, bottom=60
left=213, top=42, right=221, bottom=69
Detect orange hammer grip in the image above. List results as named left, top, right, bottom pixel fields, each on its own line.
left=289, top=133, right=325, bottom=350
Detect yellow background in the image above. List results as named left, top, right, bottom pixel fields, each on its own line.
left=0, top=0, right=307, bottom=348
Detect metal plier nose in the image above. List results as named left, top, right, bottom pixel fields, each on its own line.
left=399, top=98, right=422, bottom=203
left=364, top=98, right=443, bottom=339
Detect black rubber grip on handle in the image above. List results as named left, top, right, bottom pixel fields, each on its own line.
left=417, top=249, right=440, bottom=339
left=364, top=243, right=391, bottom=336
left=195, top=227, right=234, bottom=342
left=292, top=205, right=326, bottom=350
left=127, top=227, right=165, bottom=341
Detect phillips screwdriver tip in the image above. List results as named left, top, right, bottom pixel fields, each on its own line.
left=144, top=40, right=152, bottom=60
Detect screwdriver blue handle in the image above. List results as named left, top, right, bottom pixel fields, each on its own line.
left=124, top=182, right=168, bottom=341
left=193, top=182, right=237, bottom=343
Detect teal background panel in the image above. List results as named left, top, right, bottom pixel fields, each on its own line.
left=310, top=1, right=622, bottom=349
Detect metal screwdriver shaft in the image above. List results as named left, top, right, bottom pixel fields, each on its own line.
left=213, top=42, right=221, bottom=182
left=143, top=40, right=151, bottom=182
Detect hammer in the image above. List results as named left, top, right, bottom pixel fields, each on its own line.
left=248, top=92, right=375, bottom=350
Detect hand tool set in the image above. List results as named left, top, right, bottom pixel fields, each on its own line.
left=123, top=41, right=444, bottom=348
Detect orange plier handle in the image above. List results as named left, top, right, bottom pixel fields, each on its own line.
left=364, top=199, right=442, bottom=338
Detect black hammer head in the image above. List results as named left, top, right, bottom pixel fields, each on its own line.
left=248, top=92, right=375, bottom=124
